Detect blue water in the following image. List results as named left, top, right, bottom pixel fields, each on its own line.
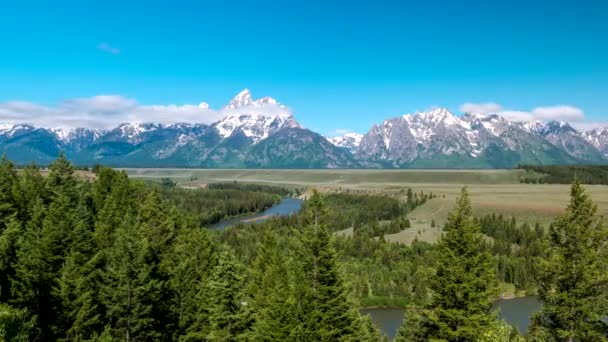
left=211, top=197, right=303, bottom=230
left=362, top=297, right=542, bottom=340
left=492, top=296, right=542, bottom=334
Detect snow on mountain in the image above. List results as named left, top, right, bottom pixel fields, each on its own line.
left=213, top=89, right=299, bottom=143
left=583, top=127, right=608, bottom=156
left=0, top=124, right=36, bottom=138
left=327, top=133, right=363, bottom=151
left=356, top=108, right=608, bottom=167
left=224, top=89, right=255, bottom=109
left=114, top=122, right=161, bottom=143
left=223, top=89, right=283, bottom=110
left=522, top=120, right=545, bottom=134
left=213, top=114, right=300, bottom=143
left=51, top=127, right=104, bottom=143
left=1, top=89, right=607, bottom=168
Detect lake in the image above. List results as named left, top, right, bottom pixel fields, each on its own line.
left=211, top=197, right=303, bottom=229
left=362, top=296, right=542, bottom=340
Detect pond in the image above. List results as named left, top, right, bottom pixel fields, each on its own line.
left=361, top=296, right=542, bottom=340
left=211, top=197, right=303, bottom=230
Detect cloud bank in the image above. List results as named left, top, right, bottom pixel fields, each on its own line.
left=0, top=94, right=291, bottom=129
left=459, top=102, right=503, bottom=115
left=460, top=102, right=587, bottom=123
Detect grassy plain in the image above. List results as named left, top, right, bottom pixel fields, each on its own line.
left=125, top=168, right=608, bottom=237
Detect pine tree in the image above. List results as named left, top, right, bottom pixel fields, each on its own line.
left=0, top=155, right=18, bottom=232
left=161, top=226, right=217, bottom=340
left=55, top=198, right=100, bottom=341
left=395, top=309, right=426, bottom=342
left=11, top=199, right=58, bottom=340
left=206, top=251, right=248, bottom=341
left=405, top=188, right=497, bottom=341
left=291, top=190, right=367, bottom=341
left=248, top=230, right=296, bottom=341
left=101, top=211, right=161, bottom=341
left=0, top=218, right=21, bottom=302
left=46, top=153, right=76, bottom=192
left=14, top=164, right=46, bottom=223
left=0, top=303, right=35, bottom=342
left=529, top=181, right=608, bottom=341
left=0, top=158, right=20, bottom=301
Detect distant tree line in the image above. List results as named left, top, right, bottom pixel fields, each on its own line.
left=517, top=164, right=608, bottom=184
left=156, top=184, right=282, bottom=227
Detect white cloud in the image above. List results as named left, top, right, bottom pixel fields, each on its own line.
left=0, top=93, right=291, bottom=129
left=0, top=97, right=212, bottom=129
left=531, top=105, right=585, bottom=122
left=97, top=42, right=121, bottom=55
left=459, top=102, right=503, bottom=114
left=460, top=102, right=587, bottom=124
left=333, top=129, right=353, bottom=136
left=570, top=121, right=608, bottom=131
left=498, top=110, right=535, bottom=122
left=217, top=103, right=292, bottom=118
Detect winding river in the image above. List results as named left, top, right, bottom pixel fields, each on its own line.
left=211, top=197, right=304, bottom=230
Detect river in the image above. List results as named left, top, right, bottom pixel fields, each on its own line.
left=361, top=296, right=542, bottom=340
left=211, top=197, right=303, bottom=230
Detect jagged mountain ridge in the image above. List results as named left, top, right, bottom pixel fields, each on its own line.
left=0, top=90, right=356, bottom=168
left=0, top=92, right=606, bottom=168
left=347, top=108, right=604, bottom=168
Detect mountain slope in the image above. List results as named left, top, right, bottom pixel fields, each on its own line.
left=0, top=92, right=607, bottom=168
left=247, top=127, right=358, bottom=168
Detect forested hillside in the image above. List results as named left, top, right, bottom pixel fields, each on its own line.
left=0, top=156, right=607, bottom=341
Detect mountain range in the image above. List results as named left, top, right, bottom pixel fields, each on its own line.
left=1, top=89, right=607, bottom=169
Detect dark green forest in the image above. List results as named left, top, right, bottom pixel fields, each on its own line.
left=518, top=164, right=608, bottom=184
left=1, top=156, right=607, bottom=341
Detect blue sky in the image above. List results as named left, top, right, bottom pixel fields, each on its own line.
left=0, top=0, right=607, bottom=134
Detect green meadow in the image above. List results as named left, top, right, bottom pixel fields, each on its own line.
left=125, top=168, right=608, bottom=232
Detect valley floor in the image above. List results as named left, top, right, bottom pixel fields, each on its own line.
left=125, top=168, right=608, bottom=228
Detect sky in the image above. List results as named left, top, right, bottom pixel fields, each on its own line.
left=0, top=0, right=607, bottom=134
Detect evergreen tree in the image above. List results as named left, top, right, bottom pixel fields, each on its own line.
left=0, top=218, right=21, bottom=302
left=161, top=226, right=217, bottom=340
left=0, top=155, right=18, bottom=232
left=101, top=211, right=161, bottom=341
left=0, top=158, right=20, bottom=302
left=529, top=181, right=608, bottom=341
left=46, top=153, right=76, bottom=193
left=0, top=303, right=35, bottom=342
left=191, top=251, right=247, bottom=342
left=404, top=188, right=497, bottom=341
left=55, top=198, right=100, bottom=341
left=395, top=309, right=426, bottom=342
left=291, top=190, right=367, bottom=341
left=11, top=199, right=59, bottom=340
left=248, top=230, right=296, bottom=341
left=14, top=164, right=46, bottom=223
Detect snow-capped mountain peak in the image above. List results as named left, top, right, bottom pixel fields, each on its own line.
left=254, top=96, right=278, bottom=106
left=221, top=89, right=289, bottom=124
left=522, top=120, right=545, bottom=134
left=327, top=132, right=363, bottom=151
left=541, top=120, right=576, bottom=135
left=225, top=89, right=254, bottom=109
left=213, top=114, right=300, bottom=143
left=0, top=124, right=36, bottom=138
left=583, top=127, right=608, bottom=156
left=112, top=122, right=161, bottom=143
left=50, top=127, right=104, bottom=143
